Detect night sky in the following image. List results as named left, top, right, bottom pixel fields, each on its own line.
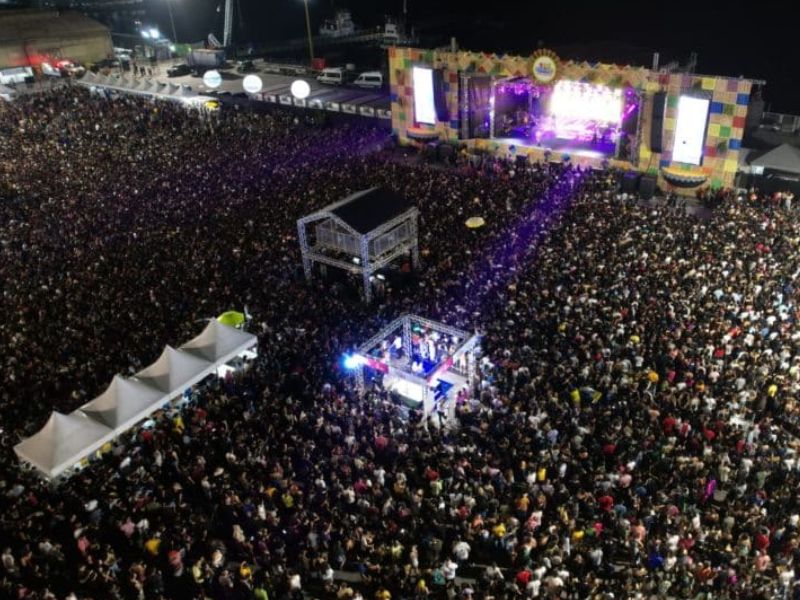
left=146, top=0, right=795, bottom=112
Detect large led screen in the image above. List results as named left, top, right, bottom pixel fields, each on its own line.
left=412, top=66, right=436, bottom=125
left=550, top=81, right=623, bottom=124
left=672, top=95, right=710, bottom=165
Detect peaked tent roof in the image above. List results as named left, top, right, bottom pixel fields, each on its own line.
left=79, top=375, right=166, bottom=432
left=180, top=320, right=257, bottom=364
left=14, top=412, right=115, bottom=479
left=749, top=143, right=800, bottom=174
left=134, top=345, right=213, bottom=395
left=173, top=86, right=196, bottom=98
left=330, top=187, right=412, bottom=234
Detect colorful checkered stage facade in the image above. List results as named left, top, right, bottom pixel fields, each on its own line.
left=389, top=47, right=753, bottom=191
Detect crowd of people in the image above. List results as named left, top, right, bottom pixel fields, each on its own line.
left=1, top=86, right=800, bottom=599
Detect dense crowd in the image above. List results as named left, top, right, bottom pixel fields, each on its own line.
left=1, top=87, right=800, bottom=599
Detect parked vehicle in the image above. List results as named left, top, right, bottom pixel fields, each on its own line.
left=236, top=60, right=256, bottom=73
left=317, top=67, right=352, bottom=85
left=353, top=71, right=383, bottom=89
left=167, top=64, right=191, bottom=77
left=278, top=64, right=307, bottom=76
left=41, top=61, right=62, bottom=77
left=0, top=66, right=34, bottom=85
left=58, top=60, right=86, bottom=77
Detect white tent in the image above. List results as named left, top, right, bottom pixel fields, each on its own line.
left=173, top=86, right=196, bottom=98
left=163, top=83, right=179, bottom=95
left=0, top=84, right=15, bottom=101
left=133, top=78, right=151, bottom=92
left=79, top=375, right=167, bottom=432
left=148, top=80, right=165, bottom=94
left=14, top=412, right=116, bottom=479
left=749, top=143, right=800, bottom=175
left=134, top=345, right=213, bottom=395
left=81, top=71, right=97, bottom=84
left=180, top=320, right=257, bottom=364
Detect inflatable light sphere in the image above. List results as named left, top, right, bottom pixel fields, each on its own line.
left=242, top=74, right=263, bottom=94
left=202, top=70, right=222, bottom=89
left=290, top=79, right=311, bottom=99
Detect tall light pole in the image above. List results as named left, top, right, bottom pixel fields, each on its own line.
left=166, top=0, right=178, bottom=44
left=302, top=0, right=314, bottom=63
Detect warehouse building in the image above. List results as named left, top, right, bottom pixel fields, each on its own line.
left=0, top=9, right=112, bottom=69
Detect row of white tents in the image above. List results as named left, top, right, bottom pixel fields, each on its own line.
left=76, top=71, right=208, bottom=104
left=14, top=320, right=257, bottom=480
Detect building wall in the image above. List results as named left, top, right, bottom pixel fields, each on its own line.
left=0, top=11, right=113, bottom=68
left=389, top=47, right=752, bottom=191
left=0, top=34, right=112, bottom=66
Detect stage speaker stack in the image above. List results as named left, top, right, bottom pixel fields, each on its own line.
left=621, top=171, right=640, bottom=194
left=639, top=175, right=657, bottom=200
left=650, top=92, right=666, bottom=153
left=433, top=70, right=450, bottom=122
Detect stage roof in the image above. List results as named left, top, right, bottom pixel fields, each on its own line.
left=331, top=187, right=412, bottom=234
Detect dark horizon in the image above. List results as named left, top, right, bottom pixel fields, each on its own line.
left=4, top=0, right=795, bottom=111
left=139, top=0, right=796, bottom=112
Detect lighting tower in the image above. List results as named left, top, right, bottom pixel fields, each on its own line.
left=223, top=0, right=233, bottom=47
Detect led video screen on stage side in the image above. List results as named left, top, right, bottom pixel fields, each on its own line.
left=412, top=66, right=437, bottom=125
left=672, top=95, right=710, bottom=165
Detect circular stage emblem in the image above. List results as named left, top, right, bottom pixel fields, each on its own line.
left=531, top=50, right=559, bottom=84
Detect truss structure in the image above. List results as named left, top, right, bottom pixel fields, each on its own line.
left=297, top=190, right=420, bottom=301
left=352, top=314, right=481, bottom=417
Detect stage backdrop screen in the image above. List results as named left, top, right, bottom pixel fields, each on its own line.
left=672, top=96, right=710, bottom=165
left=550, top=81, right=623, bottom=124
left=412, top=66, right=436, bottom=125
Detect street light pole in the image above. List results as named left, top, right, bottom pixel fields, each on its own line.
left=166, top=0, right=178, bottom=44
left=302, top=0, right=314, bottom=64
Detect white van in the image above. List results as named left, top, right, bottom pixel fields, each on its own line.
left=317, top=67, right=345, bottom=85
left=354, top=71, right=383, bottom=89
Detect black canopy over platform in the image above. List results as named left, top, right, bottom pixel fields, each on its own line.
left=297, top=187, right=419, bottom=301
left=331, top=188, right=412, bottom=235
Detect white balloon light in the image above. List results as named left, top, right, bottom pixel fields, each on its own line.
left=290, top=79, right=310, bottom=100
left=242, top=74, right=263, bottom=94
left=203, top=70, right=222, bottom=89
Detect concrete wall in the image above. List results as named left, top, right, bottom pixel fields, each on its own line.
left=0, top=10, right=113, bottom=68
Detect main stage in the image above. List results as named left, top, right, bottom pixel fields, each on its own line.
left=389, top=47, right=757, bottom=192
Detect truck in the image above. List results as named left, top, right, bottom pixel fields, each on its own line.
left=186, top=49, right=225, bottom=72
